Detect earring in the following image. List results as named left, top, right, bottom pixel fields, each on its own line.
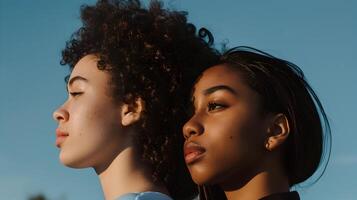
left=265, top=139, right=272, bottom=151
left=265, top=142, right=270, bottom=151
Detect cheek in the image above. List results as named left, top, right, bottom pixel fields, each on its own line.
left=72, top=97, right=121, bottom=136
left=60, top=100, right=123, bottom=168
left=213, top=112, right=266, bottom=158
left=189, top=113, right=265, bottom=185
left=79, top=103, right=121, bottom=140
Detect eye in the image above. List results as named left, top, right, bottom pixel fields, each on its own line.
left=69, top=92, right=83, bottom=97
left=207, top=102, right=227, bottom=112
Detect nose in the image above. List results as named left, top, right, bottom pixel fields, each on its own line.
left=53, top=105, right=69, bottom=123
left=183, top=116, right=204, bottom=140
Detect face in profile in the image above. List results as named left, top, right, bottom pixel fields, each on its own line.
left=53, top=55, right=128, bottom=169
left=183, top=64, right=271, bottom=187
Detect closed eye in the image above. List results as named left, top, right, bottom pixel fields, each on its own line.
left=69, top=92, right=83, bottom=97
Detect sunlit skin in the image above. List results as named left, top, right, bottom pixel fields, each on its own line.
left=183, top=64, right=290, bottom=200
left=53, top=55, right=167, bottom=200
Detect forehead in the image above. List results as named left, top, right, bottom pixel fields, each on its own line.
left=70, top=54, right=101, bottom=77
left=194, top=64, right=247, bottom=93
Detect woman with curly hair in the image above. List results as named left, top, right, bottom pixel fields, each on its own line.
left=52, top=0, right=218, bottom=199
left=183, top=46, right=331, bottom=200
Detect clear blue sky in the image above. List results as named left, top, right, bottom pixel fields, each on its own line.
left=0, top=0, right=356, bottom=199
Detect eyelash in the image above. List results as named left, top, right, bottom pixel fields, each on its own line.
left=69, top=92, right=82, bottom=97
left=207, top=102, right=227, bottom=112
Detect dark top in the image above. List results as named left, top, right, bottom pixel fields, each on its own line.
left=260, top=191, right=300, bottom=200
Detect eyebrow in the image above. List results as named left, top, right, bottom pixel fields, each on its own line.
left=68, top=76, right=88, bottom=85
left=203, top=85, right=237, bottom=96
left=66, top=76, right=88, bottom=90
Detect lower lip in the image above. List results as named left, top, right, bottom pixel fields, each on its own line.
left=185, top=151, right=205, bottom=165
left=55, top=136, right=68, bottom=148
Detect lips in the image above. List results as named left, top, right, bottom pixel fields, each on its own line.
left=55, top=129, right=69, bottom=148
left=184, top=142, right=206, bottom=165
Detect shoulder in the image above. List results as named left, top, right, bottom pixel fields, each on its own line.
left=116, top=192, right=173, bottom=200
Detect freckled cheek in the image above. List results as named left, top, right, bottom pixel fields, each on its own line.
left=69, top=105, right=104, bottom=135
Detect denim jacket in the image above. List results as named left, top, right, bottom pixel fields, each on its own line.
left=115, top=191, right=173, bottom=200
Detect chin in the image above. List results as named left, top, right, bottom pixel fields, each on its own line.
left=192, top=174, right=219, bottom=186
left=59, top=151, right=90, bottom=169
left=189, top=166, right=217, bottom=185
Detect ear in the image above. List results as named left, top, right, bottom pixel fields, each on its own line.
left=121, top=97, right=145, bottom=127
left=265, top=113, right=290, bottom=151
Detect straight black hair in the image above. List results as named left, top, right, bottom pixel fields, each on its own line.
left=198, top=46, right=331, bottom=200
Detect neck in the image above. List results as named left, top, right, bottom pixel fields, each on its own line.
left=223, top=161, right=289, bottom=200
left=95, top=147, right=168, bottom=200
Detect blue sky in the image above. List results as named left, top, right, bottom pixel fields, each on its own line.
left=0, top=0, right=356, bottom=199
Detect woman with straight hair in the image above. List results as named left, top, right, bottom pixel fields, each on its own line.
left=183, top=46, right=331, bottom=200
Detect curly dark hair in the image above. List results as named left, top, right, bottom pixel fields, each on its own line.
left=60, top=0, right=219, bottom=198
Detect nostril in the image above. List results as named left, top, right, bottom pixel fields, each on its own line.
left=183, top=125, right=198, bottom=139
left=56, top=114, right=64, bottom=121
left=53, top=107, right=69, bottom=122
left=53, top=112, right=61, bottom=121
left=189, top=130, right=197, bottom=136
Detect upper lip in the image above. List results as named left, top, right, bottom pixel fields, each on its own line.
left=183, top=141, right=206, bottom=156
left=56, top=129, right=69, bottom=137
